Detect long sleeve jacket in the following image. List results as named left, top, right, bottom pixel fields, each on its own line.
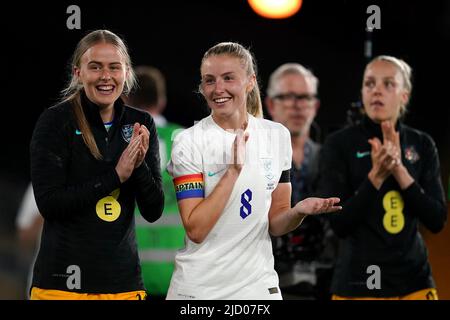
left=30, top=92, right=164, bottom=293
left=317, top=116, right=447, bottom=297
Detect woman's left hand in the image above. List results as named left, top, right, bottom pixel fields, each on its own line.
left=381, top=121, right=414, bottom=188
left=294, top=197, right=342, bottom=216
left=381, top=121, right=402, bottom=168
left=135, top=124, right=149, bottom=168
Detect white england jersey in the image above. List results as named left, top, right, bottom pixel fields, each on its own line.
left=166, top=114, right=292, bottom=300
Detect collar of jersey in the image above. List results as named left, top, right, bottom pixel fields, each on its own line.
left=361, top=115, right=403, bottom=141
left=208, top=112, right=254, bottom=136
left=80, top=90, right=125, bottom=129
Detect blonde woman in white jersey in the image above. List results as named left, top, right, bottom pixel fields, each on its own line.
left=166, top=42, right=341, bottom=300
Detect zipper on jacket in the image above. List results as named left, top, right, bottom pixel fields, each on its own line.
left=104, top=136, right=111, bottom=162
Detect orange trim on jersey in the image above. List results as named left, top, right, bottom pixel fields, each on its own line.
left=332, top=288, right=438, bottom=300
left=30, top=287, right=147, bottom=300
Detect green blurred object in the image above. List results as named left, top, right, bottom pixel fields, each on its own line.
left=135, top=123, right=185, bottom=296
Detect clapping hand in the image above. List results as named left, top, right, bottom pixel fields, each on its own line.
left=115, top=122, right=149, bottom=183
left=367, top=120, right=402, bottom=189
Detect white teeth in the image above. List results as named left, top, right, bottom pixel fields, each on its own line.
left=214, top=97, right=230, bottom=103
left=98, top=85, right=113, bottom=91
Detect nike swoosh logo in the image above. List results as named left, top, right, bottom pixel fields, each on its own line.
left=75, top=129, right=82, bottom=135
left=356, top=151, right=370, bottom=158
left=207, top=168, right=227, bottom=177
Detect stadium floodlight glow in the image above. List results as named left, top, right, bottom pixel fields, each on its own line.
left=248, top=0, right=303, bottom=19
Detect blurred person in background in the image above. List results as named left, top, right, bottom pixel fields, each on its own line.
left=124, top=65, right=184, bottom=299
left=317, top=55, right=447, bottom=300
left=265, top=63, right=337, bottom=300
left=15, top=183, right=43, bottom=299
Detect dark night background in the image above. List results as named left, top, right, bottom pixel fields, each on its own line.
left=0, top=0, right=449, bottom=299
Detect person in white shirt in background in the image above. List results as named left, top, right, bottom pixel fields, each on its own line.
left=16, top=183, right=43, bottom=299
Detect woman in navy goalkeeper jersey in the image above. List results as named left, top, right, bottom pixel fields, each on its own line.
left=30, top=30, right=164, bottom=299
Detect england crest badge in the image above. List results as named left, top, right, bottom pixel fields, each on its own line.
left=260, top=158, right=275, bottom=190
left=260, top=157, right=274, bottom=178
left=121, top=124, right=134, bottom=143
left=404, top=145, right=420, bottom=164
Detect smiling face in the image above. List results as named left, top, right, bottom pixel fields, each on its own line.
left=74, top=42, right=128, bottom=109
left=362, top=60, right=409, bottom=124
left=200, top=54, right=254, bottom=119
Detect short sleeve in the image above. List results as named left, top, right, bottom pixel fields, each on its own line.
left=280, top=125, right=292, bottom=171
left=167, top=129, right=205, bottom=200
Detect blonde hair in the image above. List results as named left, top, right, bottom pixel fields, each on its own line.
left=61, top=30, right=136, bottom=159
left=366, top=55, right=412, bottom=116
left=200, top=42, right=263, bottom=118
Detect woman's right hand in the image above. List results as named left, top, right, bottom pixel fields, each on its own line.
left=294, top=197, right=342, bottom=216
left=229, top=126, right=249, bottom=174
left=115, top=123, right=142, bottom=183
left=367, top=137, right=400, bottom=189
